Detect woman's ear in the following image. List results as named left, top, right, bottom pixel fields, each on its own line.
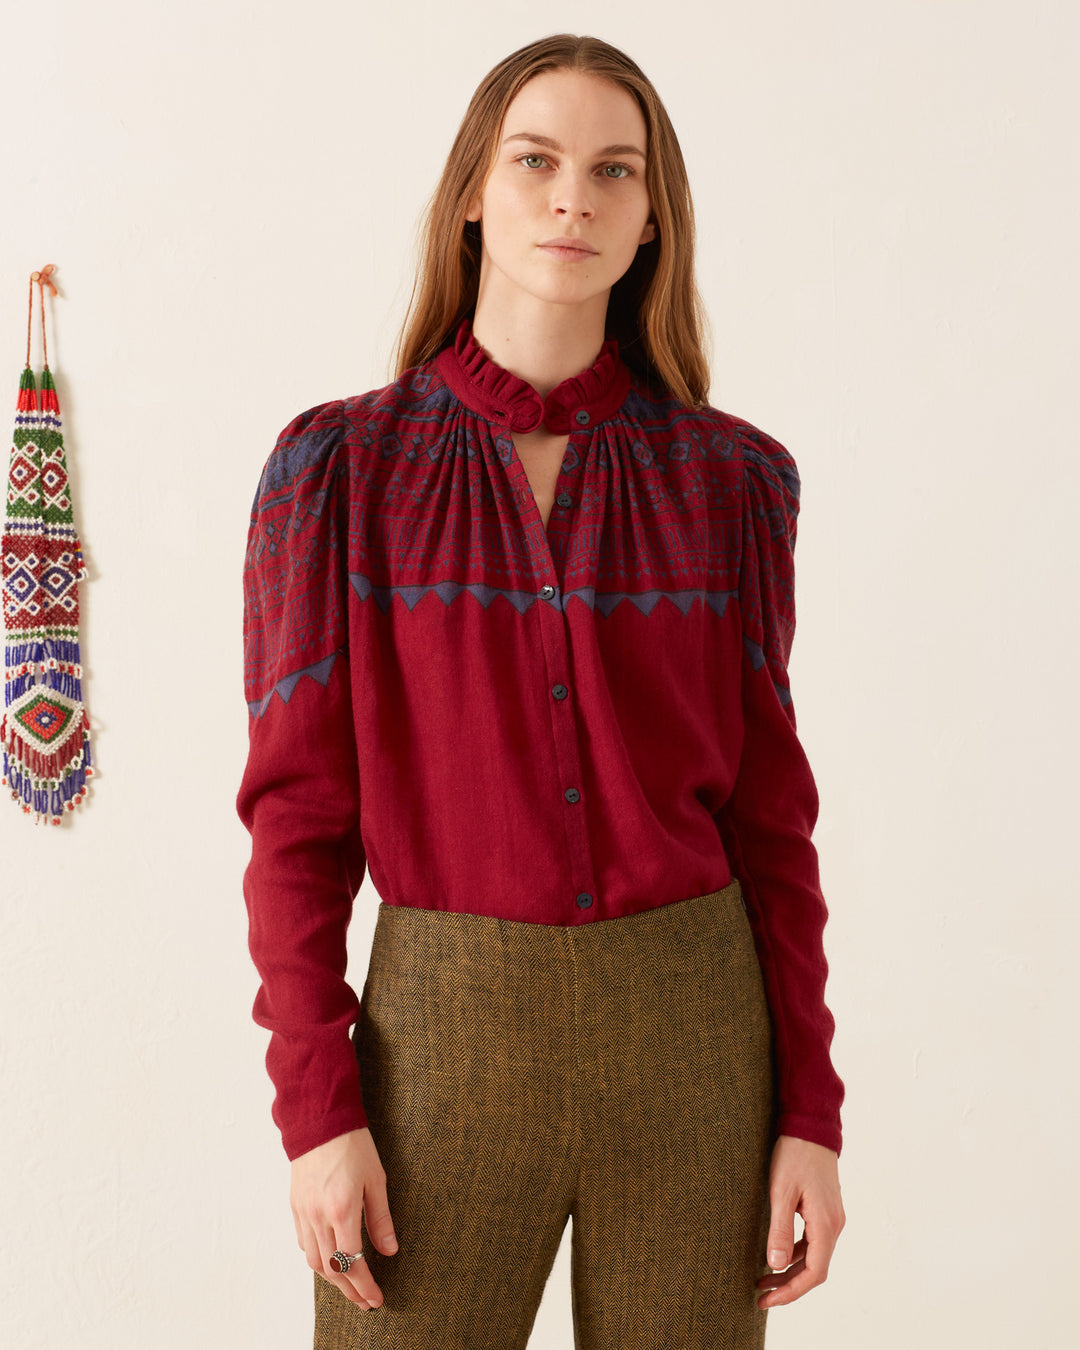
left=640, top=219, right=658, bottom=245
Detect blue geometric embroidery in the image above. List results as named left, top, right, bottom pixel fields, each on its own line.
left=249, top=597, right=789, bottom=718
left=348, top=570, right=737, bottom=620
left=743, top=634, right=792, bottom=707
left=349, top=572, right=539, bottom=615
left=246, top=369, right=803, bottom=722
left=248, top=649, right=341, bottom=718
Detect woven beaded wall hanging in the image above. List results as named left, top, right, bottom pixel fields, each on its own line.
left=2, top=266, right=93, bottom=822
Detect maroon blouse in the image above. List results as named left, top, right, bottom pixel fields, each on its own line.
left=237, top=316, right=845, bottom=1160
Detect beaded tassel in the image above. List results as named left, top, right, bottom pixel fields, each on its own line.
left=2, top=268, right=93, bottom=822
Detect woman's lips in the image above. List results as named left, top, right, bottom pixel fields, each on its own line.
left=538, top=245, right=596, bottom=260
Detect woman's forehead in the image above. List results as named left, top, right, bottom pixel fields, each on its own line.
left=501, top=70, right=647, bottom=150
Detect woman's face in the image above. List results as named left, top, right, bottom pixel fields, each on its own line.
left=465, top=69, right=657, bottom=315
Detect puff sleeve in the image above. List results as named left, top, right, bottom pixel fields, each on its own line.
left=713, top=427, right=846, bottom=1156
left=236, top=400, right=370, bottom=1160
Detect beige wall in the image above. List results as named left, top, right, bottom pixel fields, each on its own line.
left=2, top=1, right=1076, bottom=1345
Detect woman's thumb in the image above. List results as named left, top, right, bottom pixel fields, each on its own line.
left=365, top=1191, right=399, bottom=1254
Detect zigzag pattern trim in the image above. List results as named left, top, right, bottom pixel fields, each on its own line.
left=347, top=571, right=737, bottom=619
left=248, top=586, right=790, bottom=717
left=247, top=649, right=341, bottom=718
left=742, top=635, right=791, bottom=706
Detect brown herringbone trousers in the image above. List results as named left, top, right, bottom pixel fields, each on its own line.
left=314, top=879, right=777, bottom=1349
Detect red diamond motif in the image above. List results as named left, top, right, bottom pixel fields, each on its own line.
left=15, top=694, right=73, bottom=744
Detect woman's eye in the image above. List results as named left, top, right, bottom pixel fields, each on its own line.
left=517, top=155, right=634, bottom=178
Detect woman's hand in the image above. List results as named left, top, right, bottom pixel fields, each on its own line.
left=290, top=1127, right=399, bottom=1309
left=756, top=1134, right=845, bottom=1310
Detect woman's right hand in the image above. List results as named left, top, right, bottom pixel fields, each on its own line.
left=290, top=1127, right=399, bottom=1309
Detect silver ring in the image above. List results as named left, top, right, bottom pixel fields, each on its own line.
left=329, top=1250, right=364, bottom=1275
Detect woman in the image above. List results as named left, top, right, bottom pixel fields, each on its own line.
left=238, top=32, right=846, bottom=1350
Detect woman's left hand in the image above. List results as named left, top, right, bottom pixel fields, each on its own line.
left=756, top=1134, right=846, bottom=1309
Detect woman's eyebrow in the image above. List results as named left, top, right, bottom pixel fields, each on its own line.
left=502, top=131, right=646, bottom=160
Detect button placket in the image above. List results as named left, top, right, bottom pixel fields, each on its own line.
left=510, top=411, right=598, bottom=919
left=437, top=327, right=628, bottom=918
left=533, top=573, right=598, bottom=919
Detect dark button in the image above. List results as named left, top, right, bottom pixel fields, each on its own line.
left=539, top=584, right=555, bottom=600
left=576, top=892, right=594, bottom=909
left=552, top=684, right=568, bottom=700
left=564, top=787, right=581, bottom=804
left=575, top=409, right=591, bottom=425
left=555, top=491, right=573, bottom=508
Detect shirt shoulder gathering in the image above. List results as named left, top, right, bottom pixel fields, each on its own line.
left=253, top=356, right=801, bottom=516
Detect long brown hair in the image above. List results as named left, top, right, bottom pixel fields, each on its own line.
left=389, top=33, right=713, bottom=410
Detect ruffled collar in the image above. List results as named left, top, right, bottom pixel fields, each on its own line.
left=433, top=315, right=632, bottom=434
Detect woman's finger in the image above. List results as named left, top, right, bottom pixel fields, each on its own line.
left=757, top=1226, right=838, bottom=1308
left=339, top=1248, right=384, bottom=1310
left=756, top=1255, right=806, bottom=1296
left=315, top=1221, right=379, bottom=1308
left=756, top=1236, right=807, bottom=1287
left=362, top=1176, right=399, bottom=1258
left=295, top=1215, right=322, bottom=1272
